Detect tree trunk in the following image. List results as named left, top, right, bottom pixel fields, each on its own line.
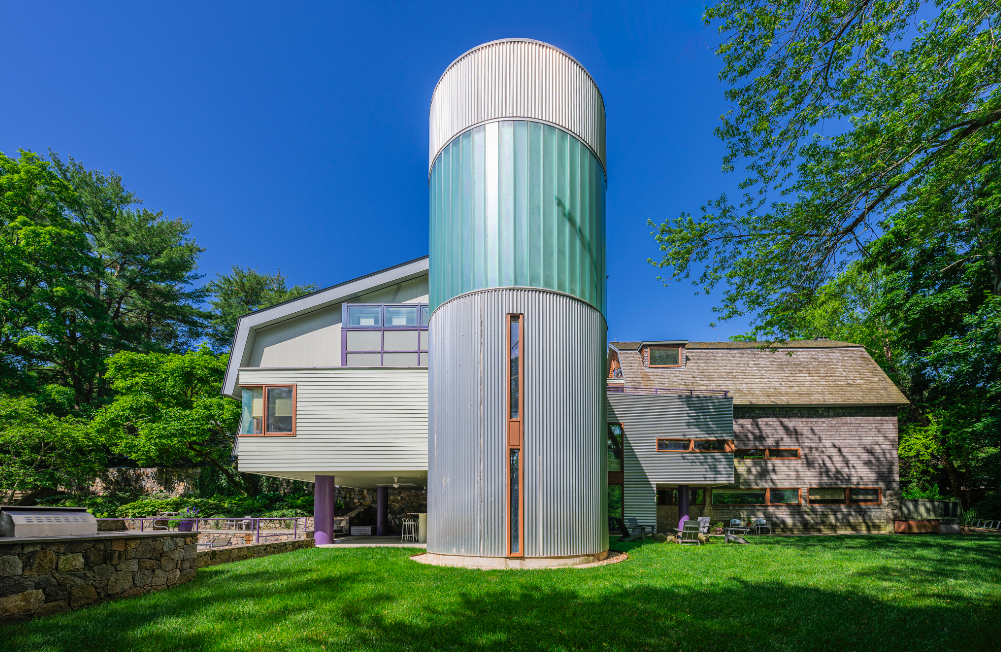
left=940, top=451, right=969, bottom=508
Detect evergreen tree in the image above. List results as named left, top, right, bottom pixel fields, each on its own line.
left=206, top=266, right=317, bottom=351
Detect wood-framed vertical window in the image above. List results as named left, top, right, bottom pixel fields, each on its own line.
left=507, top=314, right=524, bottom=557
left=238, top=385, right=296, bottom=436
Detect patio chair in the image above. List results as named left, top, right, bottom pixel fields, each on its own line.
left=678, top=520, right=701, bottom=545
left=401, top=517, right=418, bottom=543
left=623, top=517, right=648, bottom=542
left=237, top=516, right=253, bottom=531
left=697, top=516, right=711, bottom=534
left=609, top=517, right=630, bottom=539
left=152, top=512, right=177, bottom=531
left=752, top=518, right=771, bottom=535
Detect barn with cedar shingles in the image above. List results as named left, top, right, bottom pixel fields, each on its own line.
left=606, top=339, right=908, bottom=533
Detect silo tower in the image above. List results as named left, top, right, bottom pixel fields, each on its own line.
left=426, top=39, right=608, bottom=567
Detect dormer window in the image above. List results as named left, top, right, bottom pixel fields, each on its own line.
left=648, top=346, right=682, bottom=368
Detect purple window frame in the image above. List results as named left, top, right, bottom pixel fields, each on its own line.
left=341, top=303, right=429, bottom=367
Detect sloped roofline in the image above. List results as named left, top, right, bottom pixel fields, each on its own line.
left=221, top=256, right=429, bottom=397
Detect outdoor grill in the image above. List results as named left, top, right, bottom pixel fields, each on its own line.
left=0, top=505, right=97, bottom=538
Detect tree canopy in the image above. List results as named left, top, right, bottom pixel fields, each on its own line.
left=650, top=0, right=1001, bottom=505
left=1, top=150, right=209, bottom=411
left=651, top=0, right=1000, bottom=332
left=205, top=266, right=318, bottom=351
left=94, top=346, right=245, bottom=491
left=0, top=395, right=105, bottom=504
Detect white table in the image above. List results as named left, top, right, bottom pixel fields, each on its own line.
left=407, top=513, right=428, bottom=544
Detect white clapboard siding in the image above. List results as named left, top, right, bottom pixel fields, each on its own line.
left=236, top=367, right=428, bottom=476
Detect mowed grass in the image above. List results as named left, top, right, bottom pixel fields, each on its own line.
left=3, top=535, right=1000, bottom=652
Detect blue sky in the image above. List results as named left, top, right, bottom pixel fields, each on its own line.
left=3, top=1, right=752, bottom=343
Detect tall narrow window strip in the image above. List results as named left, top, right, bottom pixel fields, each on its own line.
left=506, top=313, right=524, bottom=557
left=509, top=316, right=520, bottom=420
left=509, top=449, right=520, bottom=554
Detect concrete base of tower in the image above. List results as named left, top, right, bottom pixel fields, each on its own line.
left=412, top=550, right=610, bottom=569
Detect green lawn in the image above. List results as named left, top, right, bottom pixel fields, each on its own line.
left=3, top=536, right=1000, bottom=652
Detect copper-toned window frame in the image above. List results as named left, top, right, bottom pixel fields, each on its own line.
left=806, top=487, right=882, bottom=506
left=765, top=488, right=802, bottom=505
left=647, top=346, right=683, bottom=368
left=734, top=448, right=801, bottom=460
left=506, top=314, right=524, bottom=558
left=710, top=487, right=802, bottom=506
left=237, top=384, right=297, bottom=437
left=656, top=438, right=735, bottom=453
left=657, top=488, right=707, bottom=506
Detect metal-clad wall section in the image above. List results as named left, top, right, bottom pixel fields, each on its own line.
left=236, top=368, right=428, bottom=473
left=429, top=39, right=606, bottom=174
left=607, top=393, right=734, bottom=531
left=428, top=288, right=607, bottom=557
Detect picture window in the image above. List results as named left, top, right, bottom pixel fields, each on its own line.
left=239, top=385, right=296, bottom=436
left=712, top=488, right=801, bottom=506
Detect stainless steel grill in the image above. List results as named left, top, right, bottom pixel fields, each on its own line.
left=0, top=505, right=98, bottom=538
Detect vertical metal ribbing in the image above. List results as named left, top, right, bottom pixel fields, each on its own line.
left=427, top=288, right=605, bottom=558
left=430, top=39, right=606, bottom=177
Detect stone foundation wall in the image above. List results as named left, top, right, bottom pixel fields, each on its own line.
left=196, top=537, right=314, bottom=568
left=195, top=531, right=309, bottom=547
left=0, top=533, right=195, bottom=623
left=90, top=467, right=202, bottom=497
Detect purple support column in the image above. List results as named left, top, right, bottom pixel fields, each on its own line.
left=314, top=475, right=336, bottom=545
left=678, top=485, right=690, bottom=532
left=376, top=486, right=388, bottom=536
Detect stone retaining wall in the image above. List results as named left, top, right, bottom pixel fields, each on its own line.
left=0, top=532, right=195, bottom=623
left=196, top=537, right=314, bottom=568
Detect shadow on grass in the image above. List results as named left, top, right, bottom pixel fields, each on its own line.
left=3, top=540, right=1000, bottom=652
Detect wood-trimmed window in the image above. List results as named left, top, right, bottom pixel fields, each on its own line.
left=657, top=488, right=706, bottom=506
left=506, top=314, right=524, bottom=558
left=238, top=385, right=296, bottom=436
left=734, top=448, right=801, bottom=460
left=647, top=346, right=682, bottom=368
left=711, top=488, right=802, bottom=505
left=807, top=487, right=882, bottom=505
left=656, top=438, right=735, bottom=453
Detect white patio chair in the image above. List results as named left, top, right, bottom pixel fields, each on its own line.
left=401, top=517, right=418, bottom=543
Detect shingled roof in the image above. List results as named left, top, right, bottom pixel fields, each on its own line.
left=608, top=340, right=908, bottom=407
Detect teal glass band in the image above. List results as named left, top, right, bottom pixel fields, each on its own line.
left=429, top=120, right=607, bottom=315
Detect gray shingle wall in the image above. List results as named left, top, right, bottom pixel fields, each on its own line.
left=653, top=406, right=900, bottom=533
